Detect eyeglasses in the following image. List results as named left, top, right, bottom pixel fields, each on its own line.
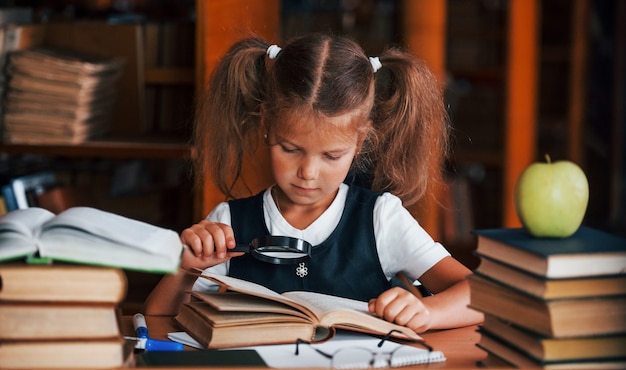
left=295, top=330, right=436, bottom=369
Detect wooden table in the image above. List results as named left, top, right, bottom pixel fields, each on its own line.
left=121, top=316, right=488, bottom=369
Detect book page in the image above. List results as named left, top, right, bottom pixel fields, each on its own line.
left=283, top=291, right=421, bottom=340
left=238, top=331, right=443, bottom=368
left=191, top=291, right=312, bottom=321
left=283, top=291, right=370, bottom=317
left=0, top=207, right=54, bottom=261
left=39, top=207, right=181, bottom=254
left=200, top=273, right=316, bottom=319
left=200, top=272, right=421, bottom=340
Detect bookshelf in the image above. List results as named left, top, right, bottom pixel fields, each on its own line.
left=3, top=1, right=623, bottom=266
left=0, top=19, right=288, bottom=332
left=0, top=139, right=192, bottom=160
left=446, top=0, right=625, bottom=235
left=0, top=1, right=279, bottom=228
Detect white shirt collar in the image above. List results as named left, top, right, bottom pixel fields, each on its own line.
left=263, top=184, right=349, bottom=246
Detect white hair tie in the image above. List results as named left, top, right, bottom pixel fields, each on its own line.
left=267, top=44, right=282, bottom=60
left=369, top=56, right=382, bottom=73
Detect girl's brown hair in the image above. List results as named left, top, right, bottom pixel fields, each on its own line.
left=194, top=33, right=449, bottom=208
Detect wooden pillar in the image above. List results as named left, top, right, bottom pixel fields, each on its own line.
left=503, top=0, right=539, bottom=227
left=401, top=0, right=447, bottom=81
left=400, top=0, right=447, bottom=240
left=194, top=0, right=280, bottom=221
left=568, top=0, right=590, bottom=165
left=610, top=1, right=626, bottom=226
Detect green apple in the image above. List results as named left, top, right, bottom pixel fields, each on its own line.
left=514, top=155, right=589, bottom=238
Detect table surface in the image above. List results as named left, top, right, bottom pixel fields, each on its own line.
left=121, top=315, right=490, bottom=369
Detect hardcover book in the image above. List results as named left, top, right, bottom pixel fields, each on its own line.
left=0, top=339, right=133, bottom=369
left=0, top=264, right=127, bottom=303
left=480, top=314, right=626, bottom=363
left=474, top=227, right=626, bottom=279
left=477, top=333, right=626, bottom=369
left=474, top=256, right=626, bottom=299
left=467, top=274, right=626, bottom=338
left=0, top=207, right=182, bottom=273
left=0, top=302, right=121, bottom=340
left=175, top=272, right=423, bottom=349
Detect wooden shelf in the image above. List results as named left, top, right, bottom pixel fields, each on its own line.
left=144, top=67, right=194, bottom=85
left=0, top=138, right=193, bottom=160
left=448, top=67, right=504, bottom=85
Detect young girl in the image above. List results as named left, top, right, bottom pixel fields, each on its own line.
left=145, top=33, right=483, bottom=333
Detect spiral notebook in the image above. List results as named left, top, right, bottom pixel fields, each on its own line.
left=168, top=330, right=445, bottom=368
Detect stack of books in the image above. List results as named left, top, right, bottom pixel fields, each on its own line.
left=0, top=264, right=133, bottom=368
left=0, top=206, right=183, bottom=367
left=469, top=226, right=626, bottom=368
left=2, top=47, right=124, bottom=144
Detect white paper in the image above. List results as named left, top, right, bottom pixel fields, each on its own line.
left=167, top=330, right=445, bottom=368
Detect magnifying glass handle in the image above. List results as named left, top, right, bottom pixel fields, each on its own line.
left=229, top=244, right=251, bottom=252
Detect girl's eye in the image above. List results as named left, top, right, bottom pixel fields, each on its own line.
left=324, top=153, right=341, bottom=161
left=280, top=144, right=299, bottom=153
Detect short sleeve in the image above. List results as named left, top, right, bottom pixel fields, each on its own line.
left=206, top=201, right=232, bottom=223
left=374, top=193, right=450, bottom=281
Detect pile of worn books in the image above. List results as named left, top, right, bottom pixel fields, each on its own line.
left=2, top=47, right=124, bottom=144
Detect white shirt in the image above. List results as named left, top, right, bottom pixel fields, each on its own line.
left=193, top=184, right=450, bottom=291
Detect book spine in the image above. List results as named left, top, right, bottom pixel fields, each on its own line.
left=1, top=184, right=18, bottom=211
left=10, top=171, right=57, bottom=209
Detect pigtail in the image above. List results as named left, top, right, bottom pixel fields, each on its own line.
left=194, top=37, right=270, bottom=199
left=369, top=48, right=450, bottom=207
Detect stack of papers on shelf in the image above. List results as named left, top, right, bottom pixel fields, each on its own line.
left=2, top=47, right=124, bottom=144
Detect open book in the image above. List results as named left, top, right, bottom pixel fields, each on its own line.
left=174, top=272, right=423, bottom=349
left=0, top=207, right=182, bottom=273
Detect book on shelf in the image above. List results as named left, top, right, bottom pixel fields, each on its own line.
left=2, top=112, right=112, bottom=144
left=477, top=332, right=626, bottom=369
left=467, top=274, right=626, bottom=338
left=480, top=313, right=626, bottom=363
left=2, top=47, right=124, bottom=144
left=0, top=186, right=16, bottom=212
left=1, top=171, right=61, bottom=213
left=6, top=171, right=57, bottom=210
left=474, top=227, right=626, bottom=279
left=475, top=256, right=626, bottom=300
left=0, top=338, right=134, bottom=369
left=0, top=206, right=182, bottom=273
left=0, top=22, right=44, bottom=123
left=174, top=272, right=423, bottom=349
left=0, top=302, right=121, bottom=340
left=0, top=264, right=127, bottom=303
left=0, top=16, right=42, bottom=86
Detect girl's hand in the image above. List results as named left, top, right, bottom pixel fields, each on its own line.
left=368, top=287, right=432, bottom=333
left=179, top=220, right=244, bottom=271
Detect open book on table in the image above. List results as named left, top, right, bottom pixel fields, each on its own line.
left=0, top=207, right=182, bottom=273
left=174, top=272, right=424, bottom=349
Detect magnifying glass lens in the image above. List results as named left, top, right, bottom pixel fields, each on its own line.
left=233, top=236, right=312, bottom=265
left=255, top=247, right=309, bottom=259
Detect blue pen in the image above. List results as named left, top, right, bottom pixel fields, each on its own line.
left=133, top=313, right=149, bottom=338
left=129, top=313, right=184, bottom=352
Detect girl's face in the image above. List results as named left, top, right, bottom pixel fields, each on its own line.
left=268, top=113, right=363, bottom=212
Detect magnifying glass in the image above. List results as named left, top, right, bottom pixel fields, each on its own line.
left=229, top=236, right=312, bottom=265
